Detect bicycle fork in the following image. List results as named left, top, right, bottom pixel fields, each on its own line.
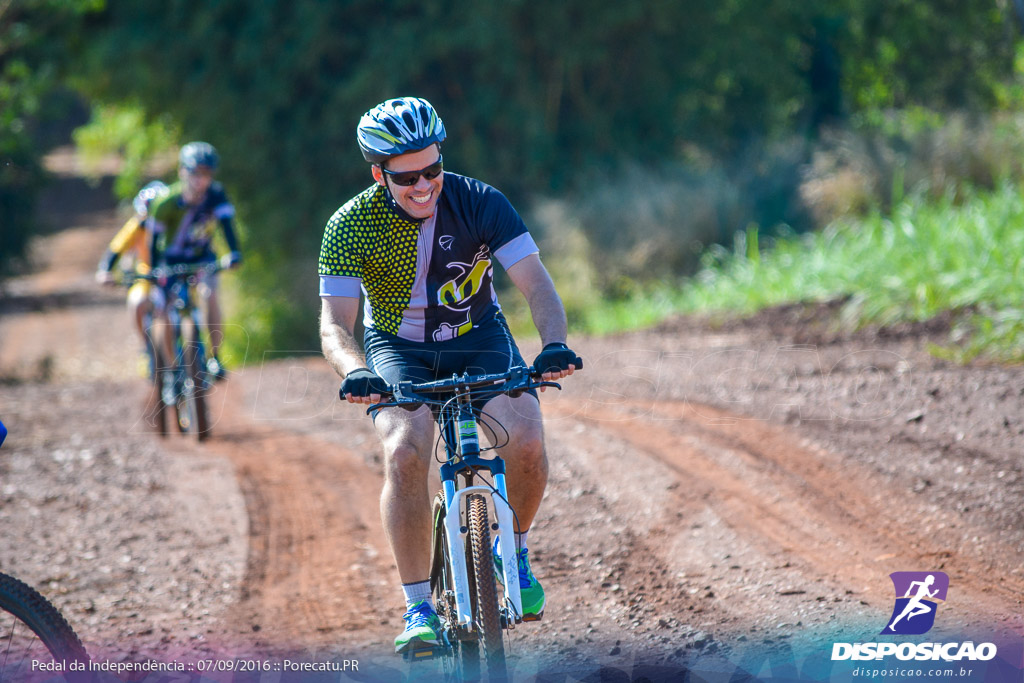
left=440, top=406, right=523, bottom=628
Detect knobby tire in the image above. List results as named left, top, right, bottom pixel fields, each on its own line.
left=0, top=573, right=89, bottom=682
left=430, top=494, right=480, bottom=681
left=144, top=331, right=168, bottom=438
left=467, top=494, right=507, bottom=681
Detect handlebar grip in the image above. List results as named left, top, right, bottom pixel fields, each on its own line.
left=574, top=356, right=584, bottom=370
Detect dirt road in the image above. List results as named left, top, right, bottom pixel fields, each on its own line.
left=1, top=153, right=1021, bottom=680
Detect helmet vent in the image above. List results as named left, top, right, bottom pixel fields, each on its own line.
left=356, top=97, right=447, bottom=163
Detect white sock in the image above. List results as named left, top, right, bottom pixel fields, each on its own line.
left=515, top=530, right=529, bottom=552
left=402, top=580, right=432, bottom=608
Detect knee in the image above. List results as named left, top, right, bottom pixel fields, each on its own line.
left=384, top=442, right=430, bottom=486
left=512, top=427, right=546, bottom=472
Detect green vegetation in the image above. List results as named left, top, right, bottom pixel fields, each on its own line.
left=60, top=0, right=1022, bottom=359
left=8, top=1, right=1024, bottom=362
left=72, top=102, right=180, bottom=199
left=0, top=0, right=100, bottom=274
left=685, top=183, right=1024, bottom=361
left=534, top=183, right=1024, bottom=362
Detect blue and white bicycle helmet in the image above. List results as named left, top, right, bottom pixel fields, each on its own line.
left=357, top=97, right=447, bottom=163
left=179, top=141, right=220, bottom=171
left=132, top=180, right=169, bottom=217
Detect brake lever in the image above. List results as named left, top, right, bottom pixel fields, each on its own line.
left=366, top=400, right=396, bottom=415
left=365, top=393, right=424, bottom=415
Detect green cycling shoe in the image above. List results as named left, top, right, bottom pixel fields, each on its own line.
left=395, top=600, right=442, bottom=655
left=494, top=541, right=545, bottom=621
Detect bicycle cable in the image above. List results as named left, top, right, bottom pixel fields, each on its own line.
left=429, top=396, right=524, bottom=531
left=474, top=405, right=512, bottom=453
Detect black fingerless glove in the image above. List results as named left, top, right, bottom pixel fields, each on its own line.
left=339, top=367, right=389, bottom=399
left=532, top=342, right=583, bottom=374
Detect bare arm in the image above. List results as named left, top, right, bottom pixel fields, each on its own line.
left=319, top=296, right=366, bottom=378
left=505, top=254, right=579, bottom=383
left=505, top=253, right=567, bottom=346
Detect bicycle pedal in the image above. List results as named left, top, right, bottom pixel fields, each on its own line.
left=521, top=611, right=544, bottom=623
left=402, top=644, right=445, bottom=662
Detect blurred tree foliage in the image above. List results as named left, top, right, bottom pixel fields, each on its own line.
left=0, top=0, right=100, bottom=275
left=72, top=102, right=180, bottom=199
left=70, top=0, right=1021, bottom=352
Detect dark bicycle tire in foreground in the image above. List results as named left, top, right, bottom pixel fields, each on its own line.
left=0, top=572, right=90, bottom=683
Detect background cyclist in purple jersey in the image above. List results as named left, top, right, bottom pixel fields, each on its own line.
left=148, top=141, right=242, bottom=380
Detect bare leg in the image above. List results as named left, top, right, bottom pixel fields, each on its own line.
left=375, top=405, right=437, bottom=583
left=153, top=312, right=176, bottom=369
left=479, top=392, right=548, bottom=532
left=126, top=288, right=150, bottom=342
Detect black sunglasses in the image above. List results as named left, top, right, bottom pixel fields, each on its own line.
left=382, top=155, right=444, bottom=186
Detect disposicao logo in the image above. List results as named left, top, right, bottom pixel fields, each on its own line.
left=831, top=570, right=997, bottom=663
left=881, top=571, right=948, bottom=635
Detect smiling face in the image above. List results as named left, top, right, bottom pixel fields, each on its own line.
left=372, top=145, right=443, bottom=220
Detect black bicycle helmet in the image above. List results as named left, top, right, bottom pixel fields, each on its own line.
left=356, top=97, right=446, bottom=164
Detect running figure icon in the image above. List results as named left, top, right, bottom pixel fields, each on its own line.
left=881, top=571, right=949, bottom=635
left=888, top=574, right=938, bottom=631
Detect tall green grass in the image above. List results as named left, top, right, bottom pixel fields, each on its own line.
left=612, top=183, right=1024, bottom=362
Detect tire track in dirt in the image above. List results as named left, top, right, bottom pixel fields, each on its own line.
left=544, top=397, right=1024, bottom=637
left=173, top=383, right=399, bottom=654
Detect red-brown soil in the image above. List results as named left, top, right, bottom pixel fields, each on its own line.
left=1, top=150, right=1020, bottom=680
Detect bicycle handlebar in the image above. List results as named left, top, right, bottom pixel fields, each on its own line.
left=154, top=261, right=228, bottom=278
left=119, top=261, right=226, bottom=285
left=365, top=362, right=581, bottom=415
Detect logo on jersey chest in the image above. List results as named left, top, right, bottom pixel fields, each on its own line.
left=438, top=245, right=491, bottom=308
left=186, top=214, right=215, bottom=241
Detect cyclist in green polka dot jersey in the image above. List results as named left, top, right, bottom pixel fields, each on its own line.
left=318, top=98, right=582, bottom=653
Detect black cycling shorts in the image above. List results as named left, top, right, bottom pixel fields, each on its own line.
left=364, top=312, right=537, bottom=415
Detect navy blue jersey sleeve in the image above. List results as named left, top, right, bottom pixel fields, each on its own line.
left=443, top=173, right=538, bottom=268
left=207, top=183, right=240, bottom=253
left=474, top=182, right=527, bottom=250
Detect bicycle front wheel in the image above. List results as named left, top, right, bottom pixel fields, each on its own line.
left=181, top=317, right=210, bottom=442
left=466, top=494, right=507, bottom=681
left=144, top=331, right=169, bottom=438
left=0, top=573, right=89, bottom=682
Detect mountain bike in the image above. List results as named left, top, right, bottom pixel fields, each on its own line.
left=0, top=572, right=90, bottom=682
left=146, top=261, right=224, bottom=442
left=368, top=362, right=580, bottom=682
